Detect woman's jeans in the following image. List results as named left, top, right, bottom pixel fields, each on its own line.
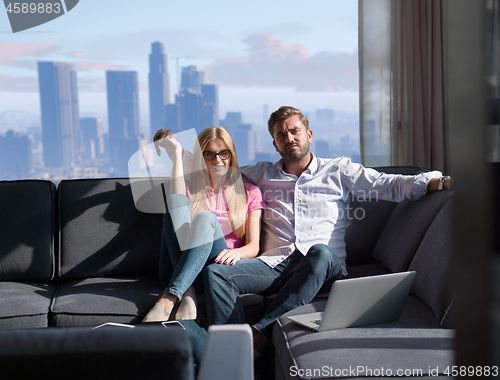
left=158, top=193, right=227, bottom=301
left=203, top=244, right=343, bottom=338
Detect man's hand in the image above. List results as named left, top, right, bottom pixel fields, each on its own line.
left=215, top=249, right=242, bottom=266
left=153, top=128, right=180, bottom=157
left=427, top=176, right=453, bottom=192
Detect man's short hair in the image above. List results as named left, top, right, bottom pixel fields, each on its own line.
left=267, top=106, right=309, bottom=137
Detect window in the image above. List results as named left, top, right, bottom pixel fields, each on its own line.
left=0, top=0, right=360, bottom=182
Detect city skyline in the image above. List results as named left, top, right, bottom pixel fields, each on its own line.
left=0, top=1, right=360, bottom=179
left=0, top=1, right=359, bottom=131
left=0, top=51, right=361, bottom=178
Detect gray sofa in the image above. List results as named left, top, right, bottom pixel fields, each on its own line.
left=271, top=167, right=455, bottom=380
left=0, top=178, right=253, bottom=380
left=0, top=166, right=454, bottom=379
left=0, top=178, right=164, bottom=328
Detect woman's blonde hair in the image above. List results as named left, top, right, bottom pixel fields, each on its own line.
left=189, top=126, right=248, bottom=240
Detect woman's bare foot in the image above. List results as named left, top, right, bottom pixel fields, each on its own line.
left=175, top=286, right=197, bottom=320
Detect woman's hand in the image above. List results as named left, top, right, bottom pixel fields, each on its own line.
left=215, top=248, right=242, bottom=266
left=214, top=209, right=263, bottom=265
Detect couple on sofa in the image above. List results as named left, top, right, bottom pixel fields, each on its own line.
left=143, top=105, right=450, bottom=355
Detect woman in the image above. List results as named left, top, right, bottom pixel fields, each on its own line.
left=143, top=126, right=264, bottom=322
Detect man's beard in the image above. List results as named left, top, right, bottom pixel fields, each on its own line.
left=281, top=141, right=310, bottom=162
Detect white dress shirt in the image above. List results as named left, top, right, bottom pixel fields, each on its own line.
left=241, top=155, right=441, bottom=275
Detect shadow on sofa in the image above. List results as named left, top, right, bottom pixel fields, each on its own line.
left=0, top=178, right=256, bottom=380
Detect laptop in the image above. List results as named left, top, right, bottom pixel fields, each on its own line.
left=287, top=271, right=416, bottom=332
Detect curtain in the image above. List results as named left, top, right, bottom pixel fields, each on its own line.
left=486, top=0, right=500, bottom=162
left=359, top=0, right=446, bottom=171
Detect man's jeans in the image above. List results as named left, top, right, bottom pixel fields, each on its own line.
left=158, top=193, right=227, bottom=300
left=203, top=244, right=343, bottom=337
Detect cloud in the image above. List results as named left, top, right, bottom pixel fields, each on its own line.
left=242, top=34, right=308, bottom=60
left=75, top=75, right=106, bottom=93
left=64, top=51, right=109, bottom=59
left=0, top=41, right=59, bottom=67
left=0, top=41, right=133, bottom=93
left=240, top=23, right=314, bottom=40
left=206, top=34, right=358, bottom=92
left=0, top=42, right=129, bottom=73
left=72, top=61, right=131, bottom=72
left=0, top=74, right=38, bottom=92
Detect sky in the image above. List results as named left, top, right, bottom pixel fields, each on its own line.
left=0, top=0, right=359, bottom=132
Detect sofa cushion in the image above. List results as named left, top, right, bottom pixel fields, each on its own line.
left=0, top=180, right=56, bottom=281
left=0, top=281, right=56, bottom=328
left=58, top=178, right=163, bottom=280
left=408, top=199, right=454, bottom=326
left=50, top=276, right=163, bottom=327
left=0, top=326, right=194, bottom=380
left=373, top=190, right=453, bottom=272
left=345, top=262, right=391, bottom=278
left=273, top=300, right=454, bottom=380
left=371, top=165, right=430, bottom=176
left=345, top=166, right=428, bottom=268
left=345, top=199, right=397, bottom=266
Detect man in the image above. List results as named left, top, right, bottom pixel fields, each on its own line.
left=201, top=106, right=450, bottom=354
left=154, top=106, right=451, bottom=355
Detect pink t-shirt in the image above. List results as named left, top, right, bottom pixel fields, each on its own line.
left=186, top=182, right=264, bottom=249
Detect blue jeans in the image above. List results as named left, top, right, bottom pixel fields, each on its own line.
left=158, top=194, right=228, bottom=300
left=178, top=320, right=207, bottom=365
left=203, top=244, right=343, bottom=337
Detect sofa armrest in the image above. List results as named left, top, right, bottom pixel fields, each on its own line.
left=197, top=324, right=254, bottom=380
left=0, top=326, right=195, bottom=380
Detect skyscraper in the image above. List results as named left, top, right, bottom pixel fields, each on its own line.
left=220, top=112, right=253, bottom=164
left=0, top=130, right=32, bottom=178
left=165, top=103, right=181, bottom=132
left=106, top=71, right=140, bottom=140
left=176, top=89, right=203, bottom=134
left=315, top=108, right=335, bottom=128
left=106, top=71, right=141, bottom=174
left=38, top=61, right=80, bottom=168
left=173, top=66, right=218, bottom=134
left=314, top=140, right=331, bottom=158
left=148, top=42, right=170, bottom=139
left=220, top=112, right=242, bottom=135
left=233, top=123, right=254, bottom=165
left=80, top=117, right=105, bottom=159
left=180, top=65, right=203, bottom=93
left=202, top=84, right=219, bottom=129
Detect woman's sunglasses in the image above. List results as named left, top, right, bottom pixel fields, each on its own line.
left=203, top=150, right=232, bottom=161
